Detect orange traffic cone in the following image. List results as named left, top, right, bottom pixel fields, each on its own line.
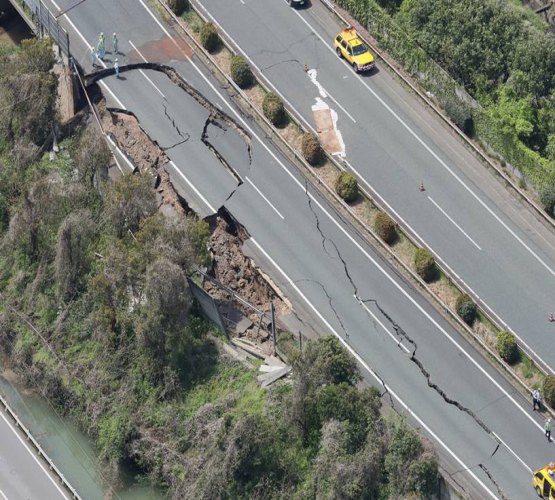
left=419, top=181, right=425, bottom=192
left=549, top=312, right=554, bottom=322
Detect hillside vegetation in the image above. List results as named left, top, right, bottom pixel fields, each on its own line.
left=0, top=39, right=438, bottom=498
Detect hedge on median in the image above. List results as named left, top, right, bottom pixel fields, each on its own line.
left=496, top=330, right=519, bottom=364
left=414, top=248, right=436, bottom=282
left=301, top=133, right=323, bottom=166
left=263, top=92, right=286, bottom=126
left=374, top=211, right=397, bottom=244
left=167, top=0, right=188, bottom=15
left=455, top=293, right=477, bottom=326
left=335, top=172, right=358, bottom=203
left=543, top=375, right=555, bottom=408
left=230, top=55, right=254, bottom=89
left=199, top=23, right=220, bottom=53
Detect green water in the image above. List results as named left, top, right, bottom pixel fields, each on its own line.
left=0, top=370, right=165, bottom=500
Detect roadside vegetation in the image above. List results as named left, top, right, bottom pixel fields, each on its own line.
left=0, top=39, right=439, bottom=498
left=336, top=0, right=555, bottom=211
left=172, top=0, right=548, bottom=397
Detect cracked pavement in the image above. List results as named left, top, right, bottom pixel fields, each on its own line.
left=49, top=0, right=555, bottom=496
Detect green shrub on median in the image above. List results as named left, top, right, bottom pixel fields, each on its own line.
left=374, top=211, right=397, bottom=244
left=167, top=0, right=188, bottom=15
left=455, top=293, right=477, bottom=326
left=335, top=172, right=359, bottom=203
left=199, top=23, right=220, bottom=53
left=301, top=133, right=323, bottom=166
left=230, top=55, right=254, bottom=89
left=414, top=248, right=436, bottom=282
left=262, top=92, right=286, bottom=126
left=496, top=331, right=519, bottom=364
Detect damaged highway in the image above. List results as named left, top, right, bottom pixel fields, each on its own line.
left=43, top=0, right=555, bottom=497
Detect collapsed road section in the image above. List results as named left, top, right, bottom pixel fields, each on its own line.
left=68, top=16, right=550, bottom=497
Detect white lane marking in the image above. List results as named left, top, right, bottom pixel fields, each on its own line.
left=138, top=0, right=175, bottom=38
left=139, top=0, right=544, bottom=481
left=344, top=153, right=555, bottom=374
left=492, top=432, right=533, bottom=474
left=99, top=80, right=126, bottom=109
left=292, top=7, right=555, bottom=281
left=0, top=487, right=8, bottom=500
left=360, top=291, right=534, bottom=475
left=0, top=411, right=69, bottom=499
left=173, top=10, right=544, bottom=432
left=428, top=196, right=482, bottom=251
left=307, top=68, right=356, bottom=123
left=245, top=177, right=285, bottom=219
left=128, top=40, right=167, bottom=99
left=250, top=237, right=497, bottom=500
left=356, top=296, right=411, bottom=354
left=168, top=160, right=216, bottom=213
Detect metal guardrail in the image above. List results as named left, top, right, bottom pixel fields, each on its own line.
left=162, top=0, right=554, bottom=407
left=13, top=0, right=70, bottom=56
left=317, top=0, right=555, bottom=378
left=0, top=392, right=82, bottom=499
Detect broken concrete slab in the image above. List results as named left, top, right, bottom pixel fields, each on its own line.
left=259, top=364, right=285, bottom=373
left=264, top=355, right=286, bottom=367
left=258, top=366, right=291, bottom=388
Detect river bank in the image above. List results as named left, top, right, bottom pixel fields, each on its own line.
left=0, top=366, right=164, bottom=499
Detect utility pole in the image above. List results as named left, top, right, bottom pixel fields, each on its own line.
left=271, top=301, right=276, bottom=356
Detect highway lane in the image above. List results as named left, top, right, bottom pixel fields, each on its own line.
left=43, top=0, right=555, bottom=496
left=195, top=0, right=555, bottom=374
left=0, top=406, right=68, bottom=499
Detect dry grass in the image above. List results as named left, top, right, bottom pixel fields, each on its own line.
left=391, top=233, right=416, bottom=268
left=428, top=276, right=459, bottom=310
left=211, top=45, right=232, bottom=74
left=245, top=84, right=266, bottom=109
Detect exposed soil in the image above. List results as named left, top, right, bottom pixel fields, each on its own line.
left=97, top=101, right=284, bottom=351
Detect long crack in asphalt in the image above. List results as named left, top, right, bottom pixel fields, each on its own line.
left=300, top=181, right=403, bottom=411
left=359, top=298, right=501, bottom=446
left=294, top=278, right=350, bottom=340
left=99, top=64, right=508, bottom=494
left=479, top=464, right=509, bottom=500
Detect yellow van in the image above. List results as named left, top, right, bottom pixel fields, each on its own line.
left=534, top=465, right=555, bottom=498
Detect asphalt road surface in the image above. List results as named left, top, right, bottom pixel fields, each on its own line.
left=28, top=0, right=555, bottom=497
left=0, top=407, right=68, bottom=499
left=194, top=0, right=555, bottom=377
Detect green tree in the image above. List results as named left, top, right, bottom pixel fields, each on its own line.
left=0, top=38, right=57, bottom=146
left=105, top=173, right=157, bottom=237
left=55, top=210, right=96, bottom=301
left=374, top=211, right=396, bottom=244
left=75, top=124, right=112, bottom=189
left=262, top=92, right=286, bottom=126
left=455, top=293, right=477, bottom=326
left=399, top=0, right=523, bottom=90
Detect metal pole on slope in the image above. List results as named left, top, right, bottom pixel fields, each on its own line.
left=271, top=301, right=276, bottom=356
